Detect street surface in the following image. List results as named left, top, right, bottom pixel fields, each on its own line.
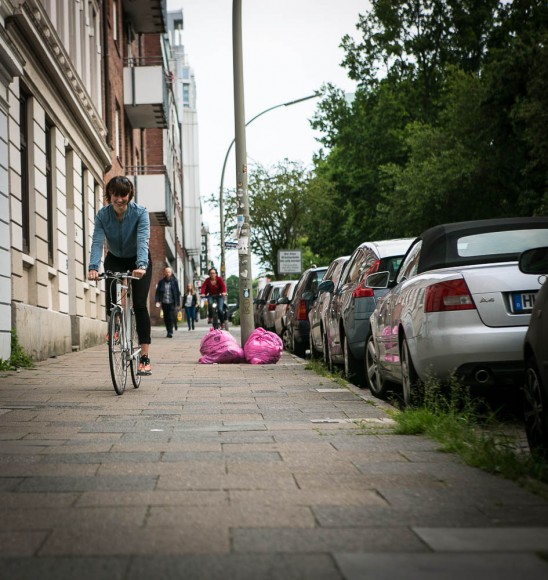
left=0, top=322, right=547, bottom=579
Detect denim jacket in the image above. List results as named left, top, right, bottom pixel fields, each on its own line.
left=88, top=202, right=150, bottom=271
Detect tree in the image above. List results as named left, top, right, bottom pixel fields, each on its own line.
left=221, top=160, right=320, bottom=278
left=225, top=275, right=239, bottom=305
left=308, top=0, right=547, bottom=256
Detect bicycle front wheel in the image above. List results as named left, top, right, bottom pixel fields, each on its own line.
left=109, top=307, right=127, bottom=395
left=129, top=308, right=141, bottom=389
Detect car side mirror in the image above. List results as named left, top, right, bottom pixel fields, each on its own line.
left=318, top=279, right=334, bottom=294
left=302, top=290, right=314, bottom=301
left=519, top=247, right=548, bottom=275
left=366, top=271, right=390, bottom=289
left=277, top=297, right=290, bottom=305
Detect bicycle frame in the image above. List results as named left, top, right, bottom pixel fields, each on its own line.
left=100, top=271, right=142, bottom=394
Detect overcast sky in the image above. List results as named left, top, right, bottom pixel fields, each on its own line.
left=166, top=0, right=367, bottom=277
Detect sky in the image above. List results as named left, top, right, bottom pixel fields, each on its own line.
left=166, top=0, right=368, bottom=278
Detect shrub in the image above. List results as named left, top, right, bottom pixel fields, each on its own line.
left=0, top=330, right=34, bottom=370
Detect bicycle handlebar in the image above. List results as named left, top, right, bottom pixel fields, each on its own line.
left=98, top=271, right=140, bottom=281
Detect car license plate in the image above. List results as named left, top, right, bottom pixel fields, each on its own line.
left=511, top=292, right=536, bottom=313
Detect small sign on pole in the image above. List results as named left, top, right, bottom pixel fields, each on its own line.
left=278, top=249, right=302, bottom=274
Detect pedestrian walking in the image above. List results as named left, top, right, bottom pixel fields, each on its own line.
left=155, top=267, right=180, bottom=338
left=183, top=283, right=198, bottom=330
left=88, top=175, right=153, bottom=375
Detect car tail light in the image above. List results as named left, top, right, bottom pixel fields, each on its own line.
left=424, top=279, right=476, bottom=312
left=352, top=260, right=380, bottom=299
left=297, top=299, right=308, bottom=320
left=268, top=303, right=276, bottom=311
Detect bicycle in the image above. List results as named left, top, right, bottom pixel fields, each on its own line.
left=99, top=271, right=143, bottom=395
left=203, top=294, right=224, bottom=330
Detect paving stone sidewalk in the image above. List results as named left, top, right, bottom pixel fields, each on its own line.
left=0, top=322, right=547, bottom=579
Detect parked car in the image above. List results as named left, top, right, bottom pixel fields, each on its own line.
left=253, top=281, right=287, bottom=329
left=323, top=238, right=414, bottom=382
left=309, top=256, right=350, bottom=360
left=262, top=281, right=291, bottom=332
left=286, top=266, right=328, bottom=357
left=273, top=280, right=297, bottom=349
left=253, top=285, right=270, bottom=328
left=226, top=303, right=239, bottom=322
left=366, top=217, right=548, bottom=405
left=519, top=246, right=548, bottom=457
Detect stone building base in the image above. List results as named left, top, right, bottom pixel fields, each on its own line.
left=12, top=303, right=106, bottom=361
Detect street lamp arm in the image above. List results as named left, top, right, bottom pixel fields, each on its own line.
left=220, top=93, right=317, bottom=192
left=219, top=93, right=319, bottom=279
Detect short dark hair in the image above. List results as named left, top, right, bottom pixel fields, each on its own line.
left=105, top=176, right=134, bottom=203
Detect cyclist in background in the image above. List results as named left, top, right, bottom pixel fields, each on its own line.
left=200, top=267, right=227, bottom=328
left=88, top=176, right=153, bottom=375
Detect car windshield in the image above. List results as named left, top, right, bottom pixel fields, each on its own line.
left=381, top=256, right=404, bottom=280
left=457, top=229, right=548, bottom=257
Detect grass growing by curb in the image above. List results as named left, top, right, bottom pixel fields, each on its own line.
left=391, top=374, right=548, bottom=491
left=0, top=330, right=34, bottom=371
left=306, top=357, right=548, bottom=493
left=305, top=359, right=347, bottom=387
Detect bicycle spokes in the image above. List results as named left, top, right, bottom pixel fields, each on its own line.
left=108, top=308, right=127, bottom=395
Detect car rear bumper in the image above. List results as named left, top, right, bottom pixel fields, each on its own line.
left=407, top=313, right=528, bottom=385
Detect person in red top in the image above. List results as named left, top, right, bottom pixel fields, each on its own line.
left=200, top=267, right=228, bottom=327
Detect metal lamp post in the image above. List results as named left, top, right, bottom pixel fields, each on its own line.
left=232, top=0, right=317, bottom=343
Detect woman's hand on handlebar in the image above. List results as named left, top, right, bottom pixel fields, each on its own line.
left=88, top=270, right=99, bottom=282
left=132, top=268, right=146, bottom=279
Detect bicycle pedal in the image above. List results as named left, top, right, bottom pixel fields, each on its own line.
left=137, top=370, right=152, bottom=376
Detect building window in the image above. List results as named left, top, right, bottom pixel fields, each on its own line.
left=20, top=91, right=30, bottom=255
left=112, top=0, right=118, bottom=43
left=182, top=83, right=190, bottom=106
left=45, top=120, right=54, bottom=265
left=89, top=2, right=99, bottom=106
left=81, top=167, right=87, bottom=278
left=114, top=102, right=121, bottom=160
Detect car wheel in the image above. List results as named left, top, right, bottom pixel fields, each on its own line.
left=365, top=333, right=387, bottom=398
left=309, top=332, right=318, bottom=359
left=282, top=326, right=291, bottom=352
left=401, top=337, right=420, bottom=407
left=343, top=335, right=361, bottom=384
left=523, top=358, right=548, bottom=458
left=323, top=332, right=333, bottom=372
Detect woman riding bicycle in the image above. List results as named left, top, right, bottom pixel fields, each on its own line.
left=88, top=176, right=153, bottom=375
left=200, top=267, right=227, bottom=328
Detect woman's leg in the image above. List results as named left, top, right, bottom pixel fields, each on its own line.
left=185, top=306, right=192, bottom=330
left=131, top=260, right=152, bottom=350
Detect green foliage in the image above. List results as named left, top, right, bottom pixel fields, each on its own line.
left=225, top=275, right=239, bottom=305
left=307, top=0, right=548, bottom=261
left=218, top=159, right=326, bottom=276
left=0, top=331, right=34, bottom=371
left=231, top=309, right=240, bottom=326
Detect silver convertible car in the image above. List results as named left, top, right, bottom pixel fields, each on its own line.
left=366, top=217, right=548, bottom=405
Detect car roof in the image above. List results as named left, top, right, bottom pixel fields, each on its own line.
left=353, top=238, right=415, bottom=258
left=417, top=217, right=548, bottom=273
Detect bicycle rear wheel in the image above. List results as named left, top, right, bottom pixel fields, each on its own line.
left=108, top=307, right=127, bottom=395
left=129, top=308, right=141, bottom=389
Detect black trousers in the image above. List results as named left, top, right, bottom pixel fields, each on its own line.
left=161, top=302, right=176, bottom=335
left=104, top=252, right=152, bottom=344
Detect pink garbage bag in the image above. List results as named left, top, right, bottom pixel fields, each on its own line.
left=199, top=328, right=245, bottom=364
left=244, top=327, right=283, bottom=365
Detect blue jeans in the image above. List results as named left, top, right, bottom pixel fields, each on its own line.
left=184, top=306, right=196, bottom=329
